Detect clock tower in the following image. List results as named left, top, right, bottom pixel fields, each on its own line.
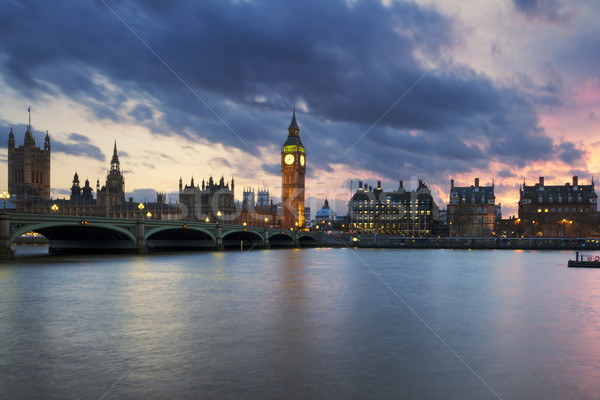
left=281, top=107, right=306, bottom=229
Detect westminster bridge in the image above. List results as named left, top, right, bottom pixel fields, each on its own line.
left=0, top=213, right=318, bottom=258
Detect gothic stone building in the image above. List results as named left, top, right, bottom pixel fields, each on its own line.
left=348, top=180, right=439, bottom=236
left=179, top=176, right=235, bottom=222
left=7, top=126, right=51, bottom=212
left=447, top=178, right=496, bottom=237
left=238, top=187, right=279, bottom=227
left=518, top=176, right=598, bottom=237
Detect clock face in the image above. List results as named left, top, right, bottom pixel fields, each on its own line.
left=284, top=154, right=295, bottom=165
left=300, top=155, right=305, bottom=166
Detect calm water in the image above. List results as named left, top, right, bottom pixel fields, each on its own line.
left=2, top=246, right=600, bottom=399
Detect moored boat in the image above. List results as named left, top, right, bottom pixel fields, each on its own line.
left=568, top=252, right=600, bottom=268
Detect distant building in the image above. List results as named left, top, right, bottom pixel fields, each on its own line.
left=238, top=187, right=279, bottom=227
left=447, top=178, right=496, bottom=237
left=7, top=118, right=51, bottom=212
left=518, top=176, right=598, bottom=237
left=97, top=141, right=126, bottom=208
left=348, top=179, right=439, bottom=236
left=179, top=176, right=235, bottom=222
left=314, top=199, right=337, bottom=231
left=70, top=172, right=94, bottom=204
left=27, top=141, right=177, bottom=219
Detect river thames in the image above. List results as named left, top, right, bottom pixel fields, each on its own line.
left=2, top=246, right=600, bottom=399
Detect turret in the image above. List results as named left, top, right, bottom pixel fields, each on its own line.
left=44, top=131, right=50, bottom=151
left=110, top=140, right=120, bottom=171
left=8, top=127, right=15, bottom=150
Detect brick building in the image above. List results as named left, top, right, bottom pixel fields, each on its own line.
left=518, top=176, right=598, bottom=237
left=447, top=178, right=496, bottom=237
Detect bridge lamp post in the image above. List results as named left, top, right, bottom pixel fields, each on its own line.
left=264, top=217, right=268, bottom=227
left=1, top=190, right=11, bottom=211
left=146, top=212, right=152, bottom=219
left=138, top=202, right=145, bottom=218
left=51, top=204, right=59, bottom=214
left=216, top=210, right=222, bottom=225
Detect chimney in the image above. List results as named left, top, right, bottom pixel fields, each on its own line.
left=475, top=178, right=479, bottom=188
left=539, top=177, right=544, bottom=186
left=573, top=176, right=578, bottom=186
left=451, top=179, right=454, bottom=190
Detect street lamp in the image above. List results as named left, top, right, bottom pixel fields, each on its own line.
left=51, top=204, right=59, bottom=213
left=205, top=217, right=210, bottom=223
left=0, top=190, right=10, bottom=211
left=146, top=212, right=152, bottom=219
left=264, top=217, right=268, bottom=227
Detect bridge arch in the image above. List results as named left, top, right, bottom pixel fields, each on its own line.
left=145, top=226, right=216, bottom=250
left=298, top=234, right=318, bottom=247
left=221, top=230, right=265, bottom=249
left=10, top=222, right=137, bottom=252
left=268, top=232, right=296, bottom=247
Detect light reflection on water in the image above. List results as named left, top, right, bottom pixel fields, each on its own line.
left=1, top=247, right=600, bottom=399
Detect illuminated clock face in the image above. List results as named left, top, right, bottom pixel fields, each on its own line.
left=284, top=154, right=295, bottom=165
left=300, top=155, right=305, bottom=166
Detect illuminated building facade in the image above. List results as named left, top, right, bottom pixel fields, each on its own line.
left=518, top=176, right=598, bottom=237
left=447, top=178, right=496, bottom=237
left=281, top=108, right=306, bottom=229
left=348, top=180, right=439, bottom=236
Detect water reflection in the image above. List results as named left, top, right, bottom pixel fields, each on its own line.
left=2, top=248, right=600, bottom=399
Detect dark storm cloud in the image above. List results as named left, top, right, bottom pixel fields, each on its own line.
left=556, top=142, right=586, bottom=165
left=512, top=0, right=574, bottom=24
left=53, top=133, right=105, bottom=162
left=0, top=0, right=584, bottom=182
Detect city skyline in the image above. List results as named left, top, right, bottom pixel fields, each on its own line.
left=1, top=1, right=599, bottom=217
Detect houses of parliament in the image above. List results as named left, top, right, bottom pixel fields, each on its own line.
left=5, top=110, right=307, bottom=229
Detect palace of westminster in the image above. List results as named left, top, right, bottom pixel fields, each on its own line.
left=5, top=110, right=600, bottom=238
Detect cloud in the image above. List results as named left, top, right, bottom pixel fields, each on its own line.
left=512, top=0, right=574, bottom=24
left=126, top=188, right=160, bottom=203
left=0, top=0, right=589, bottom=191
left=556, top=142, right=586, bottom=165
left=52, top=132, right=105, bottom=162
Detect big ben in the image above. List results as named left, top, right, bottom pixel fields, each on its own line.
left=281, top=107, right=306, bottom=229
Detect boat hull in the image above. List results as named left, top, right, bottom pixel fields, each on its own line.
left=568, top=260, right=600, bottom=268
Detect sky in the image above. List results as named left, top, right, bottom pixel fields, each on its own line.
left=1, top=0, right=599, bottom=217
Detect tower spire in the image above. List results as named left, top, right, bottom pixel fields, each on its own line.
left=28, top=106, right=31, bottom=132
left=288, top=105, right=299, bottom=135
left=111, top=140, right=120, bottom=170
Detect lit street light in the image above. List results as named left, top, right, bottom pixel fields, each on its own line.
left=1, top=190, right=11, bottom=210
left=51, top=204, right=59, bottom=213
